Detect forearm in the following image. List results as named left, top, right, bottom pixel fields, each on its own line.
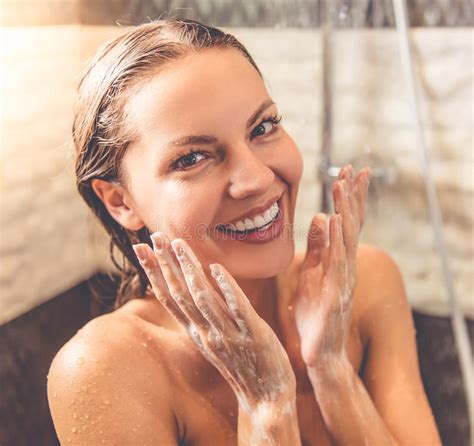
left=237, top=397, right=301, bottom=446
left=308, top=358, right=398, bottom=446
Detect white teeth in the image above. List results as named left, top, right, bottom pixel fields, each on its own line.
left=222, top=201, right=280, bottom=232
left=269, top=202, right=279, bottom=219
left=244, top=218, right=254, bottom=230
left=254, top=215, right=265, bottom=227
left=235, top=221, right=246, bottom=231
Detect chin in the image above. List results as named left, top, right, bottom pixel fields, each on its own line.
left=225, top=239, right=295, bottom=279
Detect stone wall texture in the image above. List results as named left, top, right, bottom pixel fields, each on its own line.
left=1, top=25, right=472, bottom=324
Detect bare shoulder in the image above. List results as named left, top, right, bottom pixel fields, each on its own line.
left=352, top=243, right=408, bottom=336
left=354, top=243, right=406, bottom=308
left=47, top=310, right=180, bottom=445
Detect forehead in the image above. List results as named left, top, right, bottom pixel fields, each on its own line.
left=124, top=48, right=268, bottom=138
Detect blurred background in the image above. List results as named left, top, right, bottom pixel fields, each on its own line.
left=0, top=0, right=473, bottom=444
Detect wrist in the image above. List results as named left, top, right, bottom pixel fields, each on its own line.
left=307, top=355, right=354, bottom=387
left=237, top=397, right=300, bottom=445
left=237, top=387, right=297, bottom=415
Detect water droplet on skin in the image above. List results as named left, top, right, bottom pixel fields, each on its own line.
left=72, top=427, right=77, bottom=433
left=85, top=414, right=89, bottom=419
left=258, top=378, right=264, bottom=384
left=73, top=413, right=78, bottom=419
left=99, top=430, right=103, bottom=435
left=180, top=247, right=185, bottom=255
left=287, top=305, right=293, bottom=311
left=187, top=263, right=193, bottom=270
left=77, top=357, right=84, bottom=365
left=141, top=342, right=148, bottom=347
left=53, top=392, right=57, bottom=398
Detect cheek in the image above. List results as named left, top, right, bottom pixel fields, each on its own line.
left=156, top=184, right=221, bottom=239
left=276, top=135, right=304, bottom=186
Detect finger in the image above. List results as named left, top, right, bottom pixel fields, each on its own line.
left=209, top=263, right=254, bottom=338
left=342, top=166, right=360, bottom=227
left=333, top=180, right=357, bottom=261
left=303, top=213, right=327, bottom=269
left=132, top=243, right=190, bottom=327
left=328, top=214, right=346, bottom=285
left=338, top=165, right=347, bottom=180
left=354, top=167, right=370, bottom=227
left=150, top=232, right=209, bottom=331
left=170, top=238, right=238, bottom=333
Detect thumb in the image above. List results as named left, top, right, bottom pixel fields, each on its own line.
left=303, top=213, right=327, bottom=269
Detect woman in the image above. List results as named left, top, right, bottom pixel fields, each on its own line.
left=47, top=18, right=441, bottom=445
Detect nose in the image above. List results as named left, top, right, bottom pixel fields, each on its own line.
left=227, top=145, right=275, bottom=200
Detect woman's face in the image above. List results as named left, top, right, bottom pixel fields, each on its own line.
left=121, top=48, right=303, bottom=279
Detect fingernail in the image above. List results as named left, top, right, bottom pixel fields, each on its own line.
left=132, top=244, right=147, bottom=262
left=171, top=239, right=187, bottom=258
left=210, top=263, right=222, bottom=279
left=150, top=231, right=163, bottom=252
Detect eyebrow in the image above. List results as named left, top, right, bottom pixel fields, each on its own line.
left=166, top=98, right=276, bottom=149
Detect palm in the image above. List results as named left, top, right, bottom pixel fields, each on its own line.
left=292, top=165, right=370, bottom=368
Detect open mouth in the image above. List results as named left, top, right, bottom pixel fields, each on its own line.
left=216, top=197, right=282, bottom=235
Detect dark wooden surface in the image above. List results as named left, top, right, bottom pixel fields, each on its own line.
left=0, top=274, right=472, bottom=445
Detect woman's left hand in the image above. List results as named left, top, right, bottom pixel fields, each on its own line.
left=293, top=165, right=370, bottom=369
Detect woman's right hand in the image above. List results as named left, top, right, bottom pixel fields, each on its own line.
left=132, top=233, right=296, bottom=412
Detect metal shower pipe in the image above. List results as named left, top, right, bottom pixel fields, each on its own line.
left=392, top=0, right=473, bottom=441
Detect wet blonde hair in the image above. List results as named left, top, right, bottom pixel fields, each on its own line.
left=73, top=18, right=262, bottom=309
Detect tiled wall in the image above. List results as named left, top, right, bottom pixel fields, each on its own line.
left=1, top=25, right=472, bottom=324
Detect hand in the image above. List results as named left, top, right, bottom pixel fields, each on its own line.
left=132, top=234, right=296, bottom=411
left=293, top=165, right=370, bottom=368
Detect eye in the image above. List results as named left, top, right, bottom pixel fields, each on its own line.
left=170, top=149, right=208, bottom=171
left=250, top=114, right=282, bottom=139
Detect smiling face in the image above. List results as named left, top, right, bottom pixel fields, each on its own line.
left=120, top=48, right=303, bottom=279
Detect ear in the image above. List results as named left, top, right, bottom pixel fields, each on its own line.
left=91, top=179, right=145, bottom=231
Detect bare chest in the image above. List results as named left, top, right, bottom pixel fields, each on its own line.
left=171, top=322, right=366, bottom=446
